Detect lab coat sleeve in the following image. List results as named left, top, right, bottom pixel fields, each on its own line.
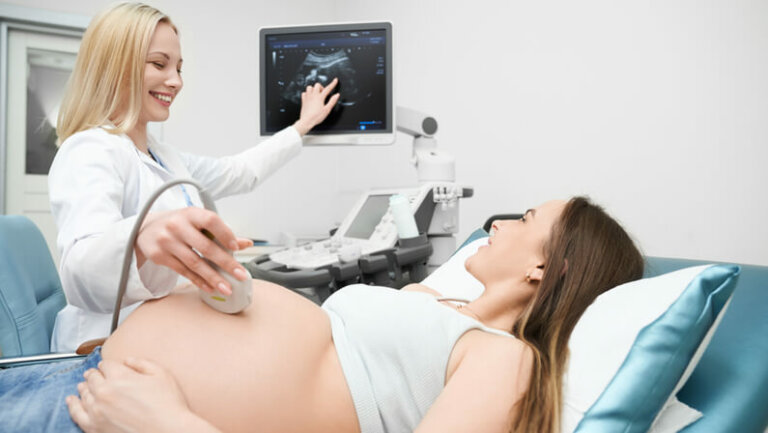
left=49, top=132, right=178, bottom=313
left=180, top=126, right=302, bottom=199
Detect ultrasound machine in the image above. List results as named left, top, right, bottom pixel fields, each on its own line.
left=248, top=22, right=472, bottom=302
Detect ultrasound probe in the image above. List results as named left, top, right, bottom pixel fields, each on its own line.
left=110, top=179, right=252, bottom=334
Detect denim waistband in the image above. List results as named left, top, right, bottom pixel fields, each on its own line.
left=0, top=346, right=103, bottom=432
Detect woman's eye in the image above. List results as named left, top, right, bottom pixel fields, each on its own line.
left=152, top=62, right=164, bottom=69
left=520, top=216, right=526, bottom=223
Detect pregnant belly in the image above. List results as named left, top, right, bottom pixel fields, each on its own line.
left=102, top=281, right=359, bottom=433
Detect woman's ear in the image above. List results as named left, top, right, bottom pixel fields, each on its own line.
left=527, top=264, right=545, bottom=283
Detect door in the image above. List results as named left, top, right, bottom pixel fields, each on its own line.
left=5, top=30, right=79, bottom=265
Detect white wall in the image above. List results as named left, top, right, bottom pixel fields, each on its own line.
left=7, top=0, right=768, bottom=265
left=332, top=0, right=768, bottom=266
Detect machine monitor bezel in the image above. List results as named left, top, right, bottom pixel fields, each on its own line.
left=259, top=21, right=394, bottom=146
left=342, top=193, right=392, bottom=240
left=334, top=186, right=430, bottom=244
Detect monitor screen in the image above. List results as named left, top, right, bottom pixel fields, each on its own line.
left=343, top=194, right=391, bottom=240
left=259, top=22, right=394, bottom=145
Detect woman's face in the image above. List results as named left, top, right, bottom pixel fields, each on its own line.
left=139, top=22, right=183, bottom=125
left=465, top=200, right=566, bottom=287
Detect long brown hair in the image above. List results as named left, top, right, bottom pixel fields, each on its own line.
left=511, top=197, right=644, bottom=433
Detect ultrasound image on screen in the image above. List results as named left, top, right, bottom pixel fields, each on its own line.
left=263, top=29, right=388, bottom=134
left=344, top=195, right=391, bottom=240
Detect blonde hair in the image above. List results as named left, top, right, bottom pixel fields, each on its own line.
left=56, top=2, right=176, bottom=145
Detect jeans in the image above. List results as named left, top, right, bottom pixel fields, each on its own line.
left=0, top=347, right=102, bottom=432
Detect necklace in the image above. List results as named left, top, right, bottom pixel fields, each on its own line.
left=437, top=297, right=482, bottom=322
left=457, top=303, right=482, bottom=322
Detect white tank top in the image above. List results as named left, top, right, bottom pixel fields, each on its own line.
left=322, top=284, right=514, bottom=432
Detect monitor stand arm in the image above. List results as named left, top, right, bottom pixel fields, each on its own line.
left=396, top=106, right=455, bottom=183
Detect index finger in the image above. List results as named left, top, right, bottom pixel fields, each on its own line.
left=187, top=208, right=239, bottom=251
left=321, top=77, right=339, bottom=96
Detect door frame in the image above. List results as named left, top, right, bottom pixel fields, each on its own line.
left=0, top=4, right=88, bottom=214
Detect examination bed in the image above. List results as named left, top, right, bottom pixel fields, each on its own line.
left=1, top=215, right=766, bottom=432
left=428, top=229, right=768, bottom=433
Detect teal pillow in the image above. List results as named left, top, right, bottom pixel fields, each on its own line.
left=573, top=264, right=740, bottom=432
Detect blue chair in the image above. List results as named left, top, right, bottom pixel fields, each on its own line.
left=0, top=215, right=69, bottom=362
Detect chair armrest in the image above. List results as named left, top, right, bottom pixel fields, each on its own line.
left=76, top=338, right=106, bottom=355
left=0, top=352, right=86, bottom=368
left=0, top=338, right=103, bottom=368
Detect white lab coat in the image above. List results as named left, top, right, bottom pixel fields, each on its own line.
left=48, top=125, right=302, bottom=352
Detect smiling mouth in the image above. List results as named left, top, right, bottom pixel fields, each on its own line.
left=150, top=91, right=173, bottom=103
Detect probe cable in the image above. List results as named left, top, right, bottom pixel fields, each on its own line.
left=110, top=178, right=217, bottom=333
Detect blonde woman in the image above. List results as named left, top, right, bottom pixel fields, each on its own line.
left=48, top=2, right=339, bottom=352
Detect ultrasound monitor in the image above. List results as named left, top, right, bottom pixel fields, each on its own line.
left=259, top=22, right=394, bottom=145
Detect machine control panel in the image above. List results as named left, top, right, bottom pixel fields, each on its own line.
left=269, top=186, right=432, bottom=270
